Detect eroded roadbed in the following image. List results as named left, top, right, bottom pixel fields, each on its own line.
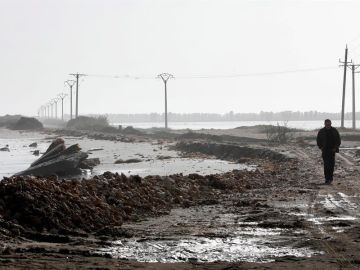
left=1, top=143, right=360, bottom=269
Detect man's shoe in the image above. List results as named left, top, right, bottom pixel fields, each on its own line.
left=325, top=181, right=332, bottom=185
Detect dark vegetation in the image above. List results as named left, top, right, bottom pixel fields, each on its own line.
left=11, top=117, right=43, bottom=130
left=0, top=115, right=21, bottom=128
left=67, top=116, right=110, bottom=131
left=66, top=116, right=143, bottom=135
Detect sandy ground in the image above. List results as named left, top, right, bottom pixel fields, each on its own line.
left=1, top=127, right=360, bottom=269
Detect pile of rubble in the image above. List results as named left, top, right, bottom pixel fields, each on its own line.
left=0, top=167, right=276, bottom=237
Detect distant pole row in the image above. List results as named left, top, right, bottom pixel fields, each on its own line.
left=38, top=72, right=174, bottom=128
left=38, top=93, right=67, bottom=120
left=339, top=45, right=359, bottom=129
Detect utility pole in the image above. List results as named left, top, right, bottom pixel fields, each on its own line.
left=353, top=65, right=360, bottom=130
left=46, top=103, right=50, bottom=119
left=50, top=101, right=54, bottom=119
left=69, top=73, right=86, bottom=118
left=352, top=64, right=356, bottom=129
left=339, top=45, right=352, bottom=128
left=53, top=98, right=59, bottom=120
left=58, top=93, right=67, bottom=121
left=157, top=73, right=174, bottom=129
left=342, top=60, right=359, bottom=129
left=65, top=80, right=76, bottom=120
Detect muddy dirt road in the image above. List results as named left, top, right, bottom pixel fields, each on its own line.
left=1, top=130, right=360, bottom=269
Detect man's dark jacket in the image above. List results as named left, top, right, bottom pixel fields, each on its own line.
left=316, top=127, right=341, bottom=152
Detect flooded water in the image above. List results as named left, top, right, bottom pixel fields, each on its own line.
left=111, top=120, right=360, bottom=130
left=100, top=233, right=315, bottom=263
left=99, top=205, right=320, bottom=263
left=0, top=128, right=251, bottom=179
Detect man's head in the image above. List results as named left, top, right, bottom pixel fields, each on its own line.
left=324, top=119, right=332, bottom=129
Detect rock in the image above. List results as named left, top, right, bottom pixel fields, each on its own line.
left=0, top=145, right=10, bottom=152
left=29, top=142, right=38, bottom=148
left=95, top=226, right=134, bottom=238
left=79, top=158, right=100, bottom=170
left=157, top=155, right=172, bottom=160
left=32, top=150, right=40, bottom=156
left=114, top=158, right=142, bottom=164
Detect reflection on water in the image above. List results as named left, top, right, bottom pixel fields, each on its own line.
left=99, top=219, right=319, bottom=263
left=98, top=206, right=320, bottom=263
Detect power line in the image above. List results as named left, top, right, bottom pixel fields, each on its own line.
left=85, top=73, right=155, bottom=80
left=176, top=66, right=338, bottom=79
left=80, top=66, right=338, bottom=81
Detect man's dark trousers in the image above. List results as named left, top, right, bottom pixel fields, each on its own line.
left=322, top=150, right=335, bottom=183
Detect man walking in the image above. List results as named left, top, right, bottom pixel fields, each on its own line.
left=316, top=119, right=341, bottom=184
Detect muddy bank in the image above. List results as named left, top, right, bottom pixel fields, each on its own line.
left=174, top=141, right=291, bottom=161
left=177, top=131, right=267, bottom=144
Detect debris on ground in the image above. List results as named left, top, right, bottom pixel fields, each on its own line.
left=114, top=158, right=142, bottom=164
left=15, top=138, right=98, bottom=177
left=29, top=142, right=37, bottom=148
left=0, top=145, right=10, bottom=152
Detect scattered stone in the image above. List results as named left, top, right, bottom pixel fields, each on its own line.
left=157, top=155, right=172, bottom=160
left=32, top=150, right=40, bottom=156
left=0, top=145, right=10, bottom=152
left=114, top=158, right=142, bottom=164
left=88, top=148, right=104, bottom=152
left=79, top=158, right=101, bottom=170
left=29, top=142, right=37, bottom=148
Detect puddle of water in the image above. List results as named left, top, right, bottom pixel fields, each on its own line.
left=332, top=227, right=345, bottom=233
left=98, top=205, right=320, bottom=263
left=93, top=158, right=253, bottom=177
left=338, top=192, right=358, bottom=210
left=99, top=232, right=317, bottom=263
left=307, top=215, right=357, bottom=225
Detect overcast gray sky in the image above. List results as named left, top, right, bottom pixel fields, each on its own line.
left=1, top=0, right=360, bottom=116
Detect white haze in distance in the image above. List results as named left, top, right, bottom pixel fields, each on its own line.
left=1, top=0, right=360, bottom=116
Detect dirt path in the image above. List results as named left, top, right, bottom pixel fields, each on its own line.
left=1, top=143, right=360, bottom=269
